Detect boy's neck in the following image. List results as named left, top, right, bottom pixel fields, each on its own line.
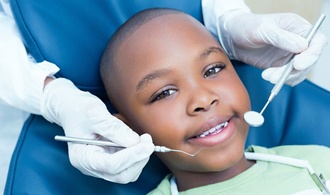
left=173, top=157, right=255, bottom=192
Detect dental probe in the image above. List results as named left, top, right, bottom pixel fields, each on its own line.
left=244, top=14, right=326, bottom=127
left=55, top=135, right=202, bottom=157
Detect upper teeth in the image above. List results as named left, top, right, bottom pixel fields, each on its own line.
left=198, top=121, right=228, bottom=138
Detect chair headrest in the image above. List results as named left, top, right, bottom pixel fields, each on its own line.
left=10, top=0, right=203, bottom=98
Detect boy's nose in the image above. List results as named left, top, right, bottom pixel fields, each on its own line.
left=186, top=86, right=219, bottom=115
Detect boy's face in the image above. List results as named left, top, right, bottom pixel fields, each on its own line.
left=113, top=14, right=251, bottom=177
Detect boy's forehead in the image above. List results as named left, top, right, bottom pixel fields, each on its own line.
left=122, top=13, right=213, bottom=52
left=140, top=13, right=200, bottom=34
left=116, top=13, right=219, bottom=67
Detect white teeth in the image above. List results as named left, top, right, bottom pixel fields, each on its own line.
left=198, top=121, right=229, bottom=138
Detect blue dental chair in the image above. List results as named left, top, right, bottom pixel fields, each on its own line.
left=5, top=0, right=330, bottom=194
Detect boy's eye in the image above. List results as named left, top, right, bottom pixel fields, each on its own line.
left=151, top=88, right=177, bottom=102
left=204, top=63, right=225, bottom=78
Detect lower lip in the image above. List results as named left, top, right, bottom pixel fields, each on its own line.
left=187, top=120, right=235, bottom=148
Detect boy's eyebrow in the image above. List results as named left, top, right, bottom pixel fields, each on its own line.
left=199, top=46, right=225, bottom=59
left=136, top=69, right=172, bottom=92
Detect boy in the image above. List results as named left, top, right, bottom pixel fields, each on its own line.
left=100, top=8, right=330, bottom=194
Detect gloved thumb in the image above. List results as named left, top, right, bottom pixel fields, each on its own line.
left=140, top=133, right=154, bottom=144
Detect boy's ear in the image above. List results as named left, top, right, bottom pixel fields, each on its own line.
left=113, top=113, right=129, bottom=125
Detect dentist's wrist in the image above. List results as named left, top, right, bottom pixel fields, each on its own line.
left=43, top=76, right=55, bottom=89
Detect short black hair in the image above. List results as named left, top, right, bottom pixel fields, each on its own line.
left=100, top=8, right=185, bottom=108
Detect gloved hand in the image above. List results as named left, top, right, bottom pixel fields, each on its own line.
left=218, top=11, right=328, bottom=86
left=41, top=78, right=155, bottom=183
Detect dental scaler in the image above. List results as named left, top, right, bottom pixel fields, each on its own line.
left=55, top=135, right=203, bottom=157
left=244, top=14, right=326, bottom=127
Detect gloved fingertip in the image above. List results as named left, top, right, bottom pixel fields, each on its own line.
left=262, top=68, right=277, bottom=84
left=137, top=134, right=155, bottom=155
left=293, top=55, right=317, bottom=70
left=140, top=133, right=153, bottom=143
left=261, top=69, right=271, bottom=80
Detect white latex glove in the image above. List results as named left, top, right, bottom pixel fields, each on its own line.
left=218, top=11, right=328, bottom=86
left=41, top=78, right=155, bottom=183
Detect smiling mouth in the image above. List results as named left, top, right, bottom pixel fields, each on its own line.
left=194, top=120, right=229, bottom=138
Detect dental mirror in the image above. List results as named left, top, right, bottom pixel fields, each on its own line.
left=244, top=14, right=325, bottom=128
left=244, top=111, right=265, bottom=127
left=244, top=100, right=269, bottom=127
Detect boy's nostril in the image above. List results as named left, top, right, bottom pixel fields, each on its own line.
left=211, top=99, right=217, bottom=105
left=194, top=107, right=204, bottom=112
left=194, top=99, right=218, bottom=112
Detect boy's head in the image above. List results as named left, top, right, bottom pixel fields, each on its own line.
left=101, top=8, right=252, bottom=190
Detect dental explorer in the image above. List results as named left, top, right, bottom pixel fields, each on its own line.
left=55, top=135, right=203, bottom=157
left=244, top=14, right=326, bottom=127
